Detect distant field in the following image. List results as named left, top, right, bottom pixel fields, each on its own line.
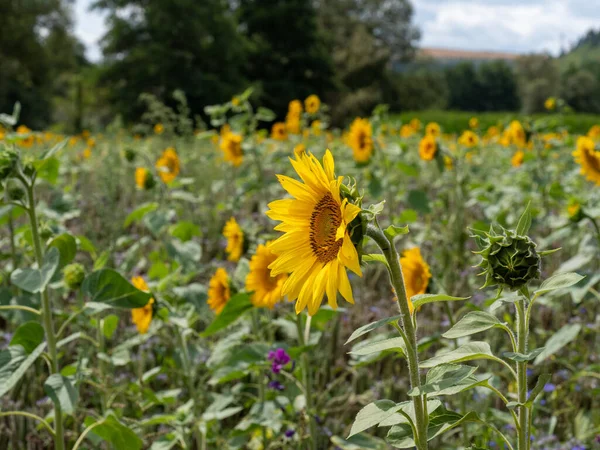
left=393, top=110, right=600, bottom=134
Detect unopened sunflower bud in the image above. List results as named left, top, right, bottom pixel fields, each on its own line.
left=63, top=263, right=86, bottom=290
left=567, top=202, right=584, bottom=223
left=8, top=186, right=25, bottom=201
left=0, top=147, right=19, bottom=181
left=473, top=226, right=541, bottom=290
left=124, top=148, right=136, bottom=162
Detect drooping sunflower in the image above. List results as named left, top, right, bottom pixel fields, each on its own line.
left=400, top=248, right=431, bottom=314
left=573, top=136, right=600, bottom=185
left=425, top=122, right=441, bottom=137
left=511, top=150, right=524, bottom=168
left=245, top=242, right=288, bottom=309
left=220, top=132, right=244, bottom=167
left=305, top=95, right=321, bottom=114
left=266, top=150, right=363, bottom=315
left=223, top=217, right=244, bottom=262
left=135, top=167, right=154, bottom=189
left=458, top=130, right=479, bottom=148
left=419, top=135, right=437, bottom=161
left=348, top=118, right=373, bottom=163
left=271, top=122, right=288, bottom=141
left=156, top=147, right=180, bottom=183
left=131, top=276, right=155, bottom=334
left=208, top=268, right=231, bottom=314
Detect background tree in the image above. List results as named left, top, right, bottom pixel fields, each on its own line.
left=515, top=54, right=559, bottom=113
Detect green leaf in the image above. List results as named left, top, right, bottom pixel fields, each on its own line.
left=103, top=315, right=119, bottom=339
left=379, top=399, right=442, bottom=427
left=362, top=254, right=388, bottom=266
left=442, top=311, right=502, bottom=339
left=168, top=221, right=201, bottom=242
left=534, top=323, right=581, bottom=365
left=525, top=373, right=551, bottom=407
left=411, top=293, right=469, bottom=310
left=534, top=272, right=585, bottom=296
left=348, top=400, right=408, bottom=438
left=40, top=139, right=67, bottom=160
left=123, top=202, right=159, bottom=228
left=516, top=201, right=532, bottom=235
left=201, top=293, right=252, bottom=337
left=384, top=224, right=409, bottom=239
left=504, top=348, right=545, bottom=362
left=10, top=322, right=44, bottom=353
left=345, top=315, right=403, bottom=344
left=83, top=414, right=142, bottom=450
left=349, top=337, right=407, bottom=356
left=408, top=364, right=477, bottom=396
left=11, top=247, right=60, bottom=293
left=407, top=190, right=431, bottom=214
left=82, top=269, right=152, bottom=309
left=44, top=374, right=78, bottom=415
left=76, top=235, right=97, bottom=258
left=49, top=233, right=77, bottom=269
left=256, top=107, right=276, bottom=122
left=0, top=343, right=46, bottom=397
left=420, top=342, right=502, bottom=369
left=331, top=434, right=388, bottom=450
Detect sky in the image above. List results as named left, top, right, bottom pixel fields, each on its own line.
left=74, top=0, right=600, bottom=62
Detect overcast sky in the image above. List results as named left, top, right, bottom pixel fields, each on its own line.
left=74, top=0, right=599, bottom=62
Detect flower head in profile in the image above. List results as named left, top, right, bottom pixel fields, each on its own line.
left=469, top=117, right=479, bottom=129
left=573, top=136, right=600, bottom=185
left=419, top=135, right=437, bottom=161
left=208, top=268, right=231, bottom=314
left=246, top=241, right=287, bottom=309
left=220, top=132, right=244, bottom=167
left=266, top=150, right=363, bottom=315
left=305, top=95, right=321, bottom=114
left=154, top=123, right=164, bottom=135
left=268, top=348, right=291, bottom=374
left=131, top=276, right=154, bottom=334
left=348, top=118, right=373, bottom=163
left=567, top=200, right=584, bottom=223
left=508, top=121, right=527, bottom=148
left=400, top=248, right=431, bottom=314
left=286, top=114, right=301, bottom=134
left=271, top=122, right=288, bottom=141
left=458, top=130, right=479, bottom=148
left=223, top=217, right=244, bottom=262
left=425, top=122, right=441, bottom=137
left=155, top=147, right=180, bottom=183
left=288, top=100, right=303, bottom=116
left=511, top=150, right=524, bottom=168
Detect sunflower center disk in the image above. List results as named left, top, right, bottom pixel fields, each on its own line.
left=310, top=193, right=343, bottom=263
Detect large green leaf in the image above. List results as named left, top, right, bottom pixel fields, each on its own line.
left=83, top=414, right=142, bottom=449
left=123, top=202, right=159, bottom=228
left=411, top=293, right=469, bottom=310
left=534, top=323, right=581, bottom=365
left=349, top=337, right=407, bottom=357
left=442, top=311, right=502, bottom=339
left=348, top=400, right=408, bottom=438
left=49, top=233, right=77, bottom=269
left=345, top=315, right=403, bottom=344
left=0, top=343, right=46, bottom=397
left=44, top=374, right=78, bottom=415
left=201, top=293, right=252, bottom=337
left=420, top=342, right=502, bottom=369
left=11, top=247, right=59, bottom=293
left=82, top=269, right=152, bottom=309
left=408, top=364, right=476, bottom=396
left=10, top=322, right=44, bottom=353
left=534, top=272, right=585, bottom=296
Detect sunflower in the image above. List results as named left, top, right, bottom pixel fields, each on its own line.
left=154, top=123, right=164, bottom=135
left=587, top=125, right=600, bottom=140
left=567, top=201, right=582, bottom=222
left=17, top=125, right=34, bottom=148
left=83, top=148, right=92, bottom=159
left=245, top=242, right=288, bottom=309
left=231, top=96, right=241, bottom=107
left=286, top=114, right=301, bottom=134
left=469, top=117, right=479, bottom=129
left=458, top=130, right=479, bottom=148
left=410, top=118, right=422, bottom=131
left=311, top=120, right=322, bottom=136
left=419, top=135, right=437, bottom=161
left=288, top=100, right=303, bottom=116
left=155, top=147, right=180, bottom=183
left=135, top=167, right=150, bottom=189
left=223, top=217, right=244, bottom=262
left=511, top=150, right=524, bottom=168
left=220, top=132, right=244, bottom=167
left=271, top=122, right=288, bottom=141
left=348, top=118, right=373, bottom=163
left=305, top=95, right=321, bottom=114
left=208, top=268, right=231, bottom=314
left=544, top=97, right=556, bottom=111
left=131, top=276, right=154, bottom=334
left=508, top=121, right=526, bottom=148
left=400, top=248, right=431, bottom=314
left=266, top=150, right=362, bottom=315
left=573, top=136, right=600, bottom=185
left=400, top=124, right=414, bottom=138
left=425, top=122, right=441, bottom=137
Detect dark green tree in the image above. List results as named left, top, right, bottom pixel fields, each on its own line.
left=93, top=0, right=249, bottom=122
left=445, top=62, right=481, bottom=111
left=477, top=61, right=519, bottom=111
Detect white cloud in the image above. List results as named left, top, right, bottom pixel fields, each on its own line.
left=73, top=0, right=107, bottom=62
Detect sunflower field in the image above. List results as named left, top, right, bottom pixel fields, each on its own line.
left=0, top=93, right=599, bottom=450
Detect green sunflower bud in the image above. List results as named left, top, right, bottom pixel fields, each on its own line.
left=0, top=146, right=20, bottom=181
left=63, top=263, right=86, bottom=290
left=473, top=226, right=541, bottom=291
left=8, top=186, right=25, bottom=201
left=144, top=171, right=156, bottom=190
left=567, top=202, right=584, bottom=223
left=124, top=148, right=136, bottom=162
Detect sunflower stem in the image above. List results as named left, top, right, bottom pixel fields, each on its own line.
left=366, top=224, right=428, bottom=450
left=296, top=313, right=318, bottom=450
left=516, top=298, right=529, bottom=450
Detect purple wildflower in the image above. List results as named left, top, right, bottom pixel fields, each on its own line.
left=268, top=348, right=291, bottom=374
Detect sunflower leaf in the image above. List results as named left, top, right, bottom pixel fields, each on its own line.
left=411, top=293, right=470, bottom=310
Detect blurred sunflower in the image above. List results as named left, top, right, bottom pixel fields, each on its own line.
left=419, top=135, right=437, bottom=161
left=348, top=118, right=373, bottom=163
left=587, top=125, right=600, bottom=140
left=294, top=144, right=306, bottom=157
left=135, top=167, right=150, bottom=189
left=544, top=97, right=556, bottom=111
left=245, top=241, right=288, bottom=309
left=305, top=95, right=321, bottom=114
left=154, top=123, right=164, bottom=135
left=208, top=268, right=231, bottom=314
left=311, top=120, right=322, bottom=136
left=271, top=122, right=288, bottom=141
left=511, top=150, right=524, bottom=168
left=223, top=217, right=244, bottom=262
left=400, top=124, right=414, bottom=138
left=83, top=148, right=92, bottom=159
left=231, top=96, right=241, bottom=106
left=410, top=118, right=422, bottom=131
left=425, top=122, right=441, bottom=137
left=155, top=147, right=180, bottom=183
left=567, top=201, right=583, bottom=222
left=400, top=248, right=431, bottom=314
left=288, top=100, right=303, bottom=116
left=266, top=150, right=362, bottom=315
left=458, top=130, right=479, bottom=148
left=469, top=117, right=479, bottom=129
left=508, top=120, right=526, bottom=148
left=286, top=114, right=301, bottom=134
left=131, top=276, right=154, bottom=334
left=17, top=125, right=34, bottom=148
left=573, top=136, right=600, bottom=185
left=220, top=132, right=244, bottom=167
